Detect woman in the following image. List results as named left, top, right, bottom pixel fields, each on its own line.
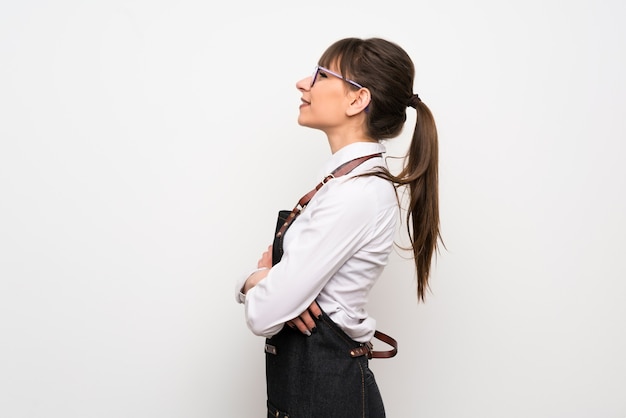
left=236, top=37, right=441, bottom=417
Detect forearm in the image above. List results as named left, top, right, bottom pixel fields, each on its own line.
left=242, top=267, right=269, bottom=294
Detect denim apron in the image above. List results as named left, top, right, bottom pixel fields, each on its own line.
left=264, top=311, right=386, bottom=418
left=266, top=153, right=388, bottom=417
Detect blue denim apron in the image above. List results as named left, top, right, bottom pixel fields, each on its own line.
left=266, top=154, right=388, bottom=417
left=264, top=311, right=386, bottom=418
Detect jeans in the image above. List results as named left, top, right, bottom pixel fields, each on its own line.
left=265, top=311, right=385, bottom=418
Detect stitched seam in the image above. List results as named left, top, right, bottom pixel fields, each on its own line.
left=358, top=360, right=365, bottom=418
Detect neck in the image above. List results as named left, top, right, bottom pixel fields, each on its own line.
left=325, top=125, right=376, bottom=154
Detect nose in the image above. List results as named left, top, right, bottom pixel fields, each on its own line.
left=296, top=76, right=311, bottom=92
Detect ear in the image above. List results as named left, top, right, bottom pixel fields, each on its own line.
left=346, top=88, right=371, bottom=116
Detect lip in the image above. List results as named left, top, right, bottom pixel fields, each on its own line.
left=300, top=98, right=311, bottom=106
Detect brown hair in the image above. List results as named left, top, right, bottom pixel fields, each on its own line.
left=319, top=38, right=442, bottom=302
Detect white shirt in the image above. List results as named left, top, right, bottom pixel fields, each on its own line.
left=235, top=142, right=398, bottom=342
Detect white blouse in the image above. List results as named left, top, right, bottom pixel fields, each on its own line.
left=236, top=141, right=398, bottom=342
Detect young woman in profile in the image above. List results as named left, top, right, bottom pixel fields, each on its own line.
left=235, top=37, right=441, bottom=417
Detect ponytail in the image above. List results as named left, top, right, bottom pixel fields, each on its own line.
left=399, top=100, right=441, bottom=302
left=358, top=99, right=441, bottom=301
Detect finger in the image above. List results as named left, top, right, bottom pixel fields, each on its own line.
left=258, top=255, right=271, bottom=268
left=308, top=300, right=322, bottom=319
left=286, top=321, right=296, bottom=329
left=298, top=309, right=317, bottom=332
left=290, top=317, right=312, bottom=337
left=258, top=248, right=273, bottom=269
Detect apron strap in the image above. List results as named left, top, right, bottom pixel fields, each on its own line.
left=350, top=330, right=398, bottom=359
left=275, top=153, right=382, bottom=239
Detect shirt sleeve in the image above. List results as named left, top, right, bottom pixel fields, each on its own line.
left=243, top=177, right=379, bottom=337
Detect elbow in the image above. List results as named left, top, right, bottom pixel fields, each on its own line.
left=246, top=315, right=283, bottom=338
left=246, top=304, right=285, bottom=338
left=243, top=286, right=286, bottom=337
left=246, top=315, right=266, bottom=336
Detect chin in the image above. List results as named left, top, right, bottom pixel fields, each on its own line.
left=297, top=116, right=312, bottom=128
left=297, top=115, right=326, bottom=132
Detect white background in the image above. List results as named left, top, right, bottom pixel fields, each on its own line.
left=1, top=1, right=625, bottom=417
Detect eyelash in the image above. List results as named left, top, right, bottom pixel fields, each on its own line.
left=318, top=71, right=329, bottom=79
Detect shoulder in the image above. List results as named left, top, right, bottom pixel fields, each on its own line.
left=320, top=172, right=396, bottom=213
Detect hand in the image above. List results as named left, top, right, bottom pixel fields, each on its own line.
left=257, top=245, right=273, bottom=269
left=287, top=300, right=322, bottom=336
left=242, top=245, right=273, bottom=294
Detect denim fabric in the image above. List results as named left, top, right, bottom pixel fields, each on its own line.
left=265, top=311, right=385, bottom=418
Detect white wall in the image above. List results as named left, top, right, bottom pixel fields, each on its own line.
left=1, top=1, right=625, bottom=417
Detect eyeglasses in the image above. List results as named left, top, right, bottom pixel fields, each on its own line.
left=311, top=65, right=363, bottom=89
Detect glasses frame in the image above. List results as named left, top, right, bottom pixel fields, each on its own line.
left=311, top=65, right=363, bottom=89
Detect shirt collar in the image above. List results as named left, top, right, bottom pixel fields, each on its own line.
left=319, top=141, right=387, bottom=177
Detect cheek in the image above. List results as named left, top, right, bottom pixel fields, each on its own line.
left=313, top=95, right=344, bottom=119
left=298, top=90, right=346, bottom=127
